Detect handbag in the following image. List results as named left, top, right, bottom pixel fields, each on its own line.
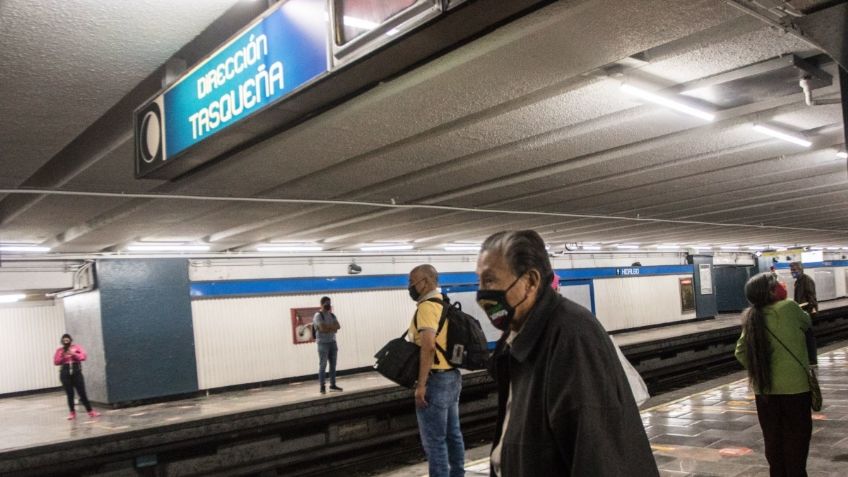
left=374, top=330, right=420, bottom=389
left=765, top=327, right=822, bottom=412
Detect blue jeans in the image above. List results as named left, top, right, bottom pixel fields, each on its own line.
left=318, top=341, right=338, bottom=387
left=416, top=369, right=465, bottom=477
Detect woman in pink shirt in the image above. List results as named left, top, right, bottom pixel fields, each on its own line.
left=53, top=334, right=100, bottom=420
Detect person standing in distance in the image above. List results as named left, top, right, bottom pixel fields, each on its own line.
left=476, top=230, right=657, bottom=476
left=53, top=334, right=100, bottom=420
left=790, top=262, right=818, bottom=316
left=314, top=296, right=342, bottom=394
left=408, top=264, right=465, bottom=477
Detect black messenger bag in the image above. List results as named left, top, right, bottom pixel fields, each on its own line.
left=374, top=330, right=420, bottom=388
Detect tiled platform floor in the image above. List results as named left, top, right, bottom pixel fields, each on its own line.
left=0, top=372, right=397, bottom=454
left=377, top=344, right=848, bottom=477
left=646, top=346, right=848, bottom=476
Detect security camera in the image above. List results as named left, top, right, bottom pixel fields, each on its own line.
left=348, top=263, right=362, bottom=275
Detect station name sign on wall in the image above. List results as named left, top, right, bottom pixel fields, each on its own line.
left=134, top=0, right=329, bottom=178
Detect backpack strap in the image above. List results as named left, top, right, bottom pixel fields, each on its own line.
left=413, top=297, right=451, bottom=366
left=428, top=297, right=452, bottom=366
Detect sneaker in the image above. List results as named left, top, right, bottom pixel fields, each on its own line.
left=87, top=410, right=101, bottom=418
left=320, top=386, right=326, bottom=394
left=329, top=385, right=343, bottom=392
left=67, top=412, right=76, bottom=420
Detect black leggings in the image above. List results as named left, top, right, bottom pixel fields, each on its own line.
left=755, top=392, right=812, bottom=477
left=60, top=370, right=92, bottom=413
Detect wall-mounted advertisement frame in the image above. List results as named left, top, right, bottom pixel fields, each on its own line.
left=679, top=277, right=696, bottom=313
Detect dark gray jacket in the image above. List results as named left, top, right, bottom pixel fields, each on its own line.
left=488, top=287, right=658, bottom=476
left=793, top=273, right=817, bottom=313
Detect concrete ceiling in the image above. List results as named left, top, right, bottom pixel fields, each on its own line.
left=0, top=0, right=845, bottom=256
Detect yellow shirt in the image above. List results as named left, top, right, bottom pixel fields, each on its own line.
left=408, top=293, right=452, bottom=370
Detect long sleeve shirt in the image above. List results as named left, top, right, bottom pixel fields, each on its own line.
left=53, top=344, right=87, bottom=365
left=735, top=300, right=811, bottom=395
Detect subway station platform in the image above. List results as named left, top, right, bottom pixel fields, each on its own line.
left=376, top=343, right=848, bottom=477
left=2, top=303, right=847, bottom=476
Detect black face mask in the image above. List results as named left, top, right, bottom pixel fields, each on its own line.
left=476, top=274, right=527, bottom=331
left=408, top=280, right=423, bottom=302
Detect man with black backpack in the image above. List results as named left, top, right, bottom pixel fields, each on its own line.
left=407, top=264, right=465, bottom=477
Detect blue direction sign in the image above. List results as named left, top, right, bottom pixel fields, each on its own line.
left=135, top=0, right=329, bottom=177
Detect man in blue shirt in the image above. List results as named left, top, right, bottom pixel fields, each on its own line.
left=314, top=296, right=343, bottom=394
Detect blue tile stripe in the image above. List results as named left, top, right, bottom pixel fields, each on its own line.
left=774, top=260, right=848, bottom=270
left=190, top=265, right=694, bottom=299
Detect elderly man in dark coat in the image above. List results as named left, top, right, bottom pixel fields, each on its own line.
left=475, top=230, right=658, bottom=476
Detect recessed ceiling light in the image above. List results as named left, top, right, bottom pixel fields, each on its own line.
left=752, top=124, right=812, bottom=147
left=620, top=83, right=715, bottom=121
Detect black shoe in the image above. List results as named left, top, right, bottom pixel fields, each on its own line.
left=320, top=386, right=326, bottom=394
left=329, top=385, right=343, bottom=392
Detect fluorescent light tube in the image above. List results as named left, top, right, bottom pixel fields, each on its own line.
left=127, top=244, right=210, bottom=252
left=360, top=244, right=414, bottom=252
left=837, top=152, right=848, bottom=159
left=720, top=246, right=741, bottom=251
left=0, top=294, right=26, bottom=304
left=581, top=246, right=602, bottom=251
left=656, top=244, right=680, bottom=250
left=620, top=83, right=715, bottom=121
left=615, top=244, right=640, bottom=250
left=0, top=245, right=51, bottom=252
left=752, top=124, right=812, bottom=147
left=257, top=245, right=323, bottom=252
left=443, top=245, right=481, bottom=252
left=747, top=246, right=766, bottom=251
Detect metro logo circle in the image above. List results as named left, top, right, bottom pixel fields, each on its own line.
left=135, top=101, right=164, bottom=167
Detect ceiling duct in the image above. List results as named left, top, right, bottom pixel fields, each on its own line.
left=681, top=54, right=832, bottom=109
left=785, top=0, right=846, bottom=14
left=796, top=3, right=848, bottom=69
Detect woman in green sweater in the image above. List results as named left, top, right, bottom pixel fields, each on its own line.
left=735, top=272, right=812, bottom=476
